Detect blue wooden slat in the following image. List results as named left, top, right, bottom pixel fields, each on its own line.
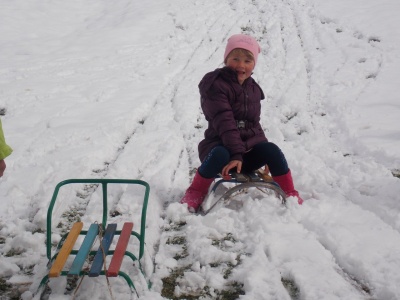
left=89, top=223, right=117, bottom=277
left=68, top=223, right=99, bottom=276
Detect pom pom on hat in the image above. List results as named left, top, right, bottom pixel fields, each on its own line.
left=224, top=34, right=261, bottom=65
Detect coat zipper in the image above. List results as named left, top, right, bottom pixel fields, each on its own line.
left=243, top=88, right=248, bottom=118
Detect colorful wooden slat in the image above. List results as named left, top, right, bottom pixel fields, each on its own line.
left=88, top=223, right=117, bottom=277
left=49, top=222, right=83, bottom=278
left=68, top=223, right=99, bottom=276
left=106, top=222, right=134, bottom=277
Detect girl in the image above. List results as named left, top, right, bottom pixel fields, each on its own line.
left=181, top=34, right=303, bottom=212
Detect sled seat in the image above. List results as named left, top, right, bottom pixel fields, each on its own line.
left=39, top=179, right=150, bottom=295
left=48, top=222, right=134, bottom=279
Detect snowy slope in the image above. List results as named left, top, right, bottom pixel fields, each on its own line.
left=0, top=0, right=399, bottom=299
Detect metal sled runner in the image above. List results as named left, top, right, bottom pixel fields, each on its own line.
left=38, top=178, right=150, bottom=296
left=199, top=171, right=286, bottom=215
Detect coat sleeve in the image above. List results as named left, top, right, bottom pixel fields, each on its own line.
left=0, top=119, right=13, bottom=160
left=201, top=84, right=246, bottom=161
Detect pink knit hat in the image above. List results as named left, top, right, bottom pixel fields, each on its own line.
left=224, top=34, right=261, bottom=65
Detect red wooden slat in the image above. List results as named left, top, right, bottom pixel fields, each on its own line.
left=106, top=222, right=134, bottom=277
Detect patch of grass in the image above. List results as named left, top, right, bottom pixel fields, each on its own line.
left=209, top=262, right=221, bottom=268
left=161, top=266, right=191, bottom=299
left=210, top=234, right=244, bottom=280
left=281, top=277, right=300, bottom=299
left=5, top=248, right=24, bottom=257
left=76, top=183, right=98, bottom=199
left=223, top=255, right=242, bottom=279
left=162, top=267, right=245, bottom=300
left=285, top=112, right=298, bottom=122
left=61, top=208, right=81, bottom=223
left=167, top=236, right=186, bottom=245
left=0, top=278, right=21, bottom=300
left=209, top=255, right=243, bottom=280
left=211, top=233, right=237, bottom=248
left=166, top=235, right=188, bottom=260
left=297, top=129, right=308, bottom=136
left=368, top=37, right=381, bottom=43
left=0, top=278, right=12, bottom=293
left=32, top=227, right=45, bottom=234
left=219, top=282, right=245, bottom=300
left=241, top=26, right=254, bottom=33
left=58, top=209, right=82, bottom=233
left=65, top=276, right=80, bottom=294
left=110, top=210, right=121, bottom=217
left=223, top=262, right=236, bottom=279
left=164, top=221, right=187, bottom=232
left=22, top=265, right=35, bottom=276
left=173, top=245, right=189, bottom=260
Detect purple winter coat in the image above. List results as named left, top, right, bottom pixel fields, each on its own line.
left=198, top=67, right=268, bottom=162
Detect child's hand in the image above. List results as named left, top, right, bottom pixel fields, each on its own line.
left=222, top=160, right=242, bottom=177
left=0, top=159, right=6, bottom=177
left=264, top=165, right=270, bottom=174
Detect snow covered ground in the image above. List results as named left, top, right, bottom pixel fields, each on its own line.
left=1, top=0, right=399, bottom=299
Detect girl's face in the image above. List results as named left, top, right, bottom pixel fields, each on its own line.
left=225, top=49, right=255, bottom=85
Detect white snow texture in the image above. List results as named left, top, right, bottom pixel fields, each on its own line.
left=1, top=0, right=400, bottom=299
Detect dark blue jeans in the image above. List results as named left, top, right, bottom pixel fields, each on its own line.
left=198, top=142, right=289, bottom=178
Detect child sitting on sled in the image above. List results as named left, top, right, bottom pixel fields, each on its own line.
left=181, top=34, right=303, bottom=212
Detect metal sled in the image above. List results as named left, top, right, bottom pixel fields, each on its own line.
left=37, top=179, right=151, bottom=297
left=199, top=170, right=286, bottom=215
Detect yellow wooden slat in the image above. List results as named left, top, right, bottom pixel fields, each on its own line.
left=49, top=222, right=83, bottom=278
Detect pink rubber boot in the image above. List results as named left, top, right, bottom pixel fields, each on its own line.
left=273, top=170, right=304, bottom=205
left=180, top=170, right=214, bottom=212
